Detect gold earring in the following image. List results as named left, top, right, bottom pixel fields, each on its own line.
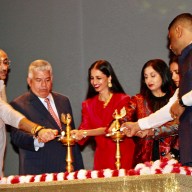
left=108, top=81, right=112, bottom=88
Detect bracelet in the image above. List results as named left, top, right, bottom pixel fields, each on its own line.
left=178, top=98, right=187, bottom=107
left=82, top=131, right=87, bottom=138
left=31, top=124, right=45, bottom=137
left=35, top=126, right=46, bottom=137
left=31, top=124, right=39, bottom=135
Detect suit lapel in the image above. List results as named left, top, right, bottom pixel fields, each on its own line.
left=29, top=91, right=61, bottom=131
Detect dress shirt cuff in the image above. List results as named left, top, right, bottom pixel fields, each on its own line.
left=181, top=90, right=192, bottom=106
left=138, top=89, right=179, bottom=130
left=138, top=112, right=173, bottom=130
left=138, top=118, right=155, bottom=130
left=138, top=115, right=168, bottom=130
left=34, top=138, right=44, bottom=151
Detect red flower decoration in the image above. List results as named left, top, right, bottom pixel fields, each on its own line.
left=159, top=162, right=168, bottom=169
left=171, top=167, right=180, bottom=173
left=30, top=176, right=35, bottom=183
left=184, top=167, right=191, bottom=175
left=11, top=176, right=20, bottom=184
left=64, top=172, right=69, bottom=180
left=53, top=173, right=58, bottom=181
left=97, top=170, right=104, bottom=178
left=74, top=171, right=79, bottom=179
left=40, top=174, right=46, bottom=182
left=86, top=170, right=92, bottom=178
left=127, top=169, right=137, bottom=176
left=155, top=169, right=162, bottom=174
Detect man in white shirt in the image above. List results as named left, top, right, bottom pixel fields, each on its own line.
left=121, top=13, right=192, bottom=166
left=0, top=50, right=57, bottom=177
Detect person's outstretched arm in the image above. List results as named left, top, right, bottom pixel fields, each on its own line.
left=121, top=89, right=179, bottom=137
left=0, top=98, right=57, bottom=142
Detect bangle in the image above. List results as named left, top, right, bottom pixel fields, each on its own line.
left=82, top=131, right=87, bottom=138
left=179, top=98, right=187, bottom=107
left=35, top=126, right=45, bottom=137
left=31, top=124, right=38, bottom=135
left=31, top=125, right=45, bottom=137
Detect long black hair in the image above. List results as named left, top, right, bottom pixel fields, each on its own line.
left=169, top=53, right=178, bottom=66
left=140, top=59, right=176, bottom=112
left=86, top=60, right=125, bottom=99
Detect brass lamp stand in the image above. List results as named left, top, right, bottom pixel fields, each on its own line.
left=106, top=107, right=126, bottom=170
left=58, top=113, right=75, bottom=173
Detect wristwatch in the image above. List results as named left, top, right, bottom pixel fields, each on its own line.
left=178, top=98, right=187, bottom=107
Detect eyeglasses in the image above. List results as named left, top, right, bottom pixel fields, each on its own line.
left=0, top=58, right=11, bottom=67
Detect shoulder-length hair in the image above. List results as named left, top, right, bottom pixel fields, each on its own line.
left=140, top=59, right=176, bottom=109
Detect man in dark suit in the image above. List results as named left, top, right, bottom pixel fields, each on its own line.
left=10, top=59, right=84, bottom=175
left=0, top=50, right=57, bottom=177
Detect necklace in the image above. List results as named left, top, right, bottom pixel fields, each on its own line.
left=99, top=93, right=113, bottom=108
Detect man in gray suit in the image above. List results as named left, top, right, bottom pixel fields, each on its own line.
left=10, top=59, right=84, bottom=175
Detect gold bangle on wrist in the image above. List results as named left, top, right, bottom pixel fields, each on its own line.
left=82, top=131, right=87, bottom=138
left=31, top=124, right=39, bottom=135
left=31, top=125, right=45, bottom=137
left=35, top=126, right=45, bottom=137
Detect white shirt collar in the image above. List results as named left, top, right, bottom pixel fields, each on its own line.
left=38, top=93, right=53, bottom=103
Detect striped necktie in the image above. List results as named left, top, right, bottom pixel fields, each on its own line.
left=44, top=98, right=62, bottom=130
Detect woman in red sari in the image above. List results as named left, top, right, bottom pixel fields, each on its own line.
left=127, top=59, right=178, bottom=166
left=71, top=60, right=135, bottom=170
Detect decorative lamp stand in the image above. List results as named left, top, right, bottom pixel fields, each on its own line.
left=58, top=113, right=75, bottom=173
left=106, top=107, right=126, bottom=170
